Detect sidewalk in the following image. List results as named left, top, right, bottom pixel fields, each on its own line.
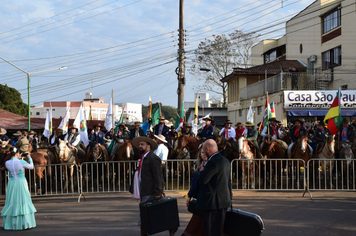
left=1, top=191, right=356, bottom=235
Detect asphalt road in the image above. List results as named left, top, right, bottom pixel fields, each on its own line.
left=1, top=191, right=356, bottom=236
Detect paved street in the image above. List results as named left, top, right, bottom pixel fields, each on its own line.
left=1, top=191, right=356, bottom=236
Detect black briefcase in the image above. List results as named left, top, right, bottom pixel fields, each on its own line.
left=140, top=196, right=180, bottom=235
left=224, top=208, right=264, bottom=236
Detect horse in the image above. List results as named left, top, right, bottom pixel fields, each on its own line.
left=175, top=135, right=200, bottom=181
left=176, top=134, right=202, bottom=159
left=315, top=135, right=335, bottom=184
left=289, top=132, right=312, bottom=189
left=58, top=140, right=78, bottom=192
left=237, top=135, right=259, bottom=189
left=260, top=139, right=287, bottom=184
left=216, top=136, right=238, bottom=162
left=339, top=141, right=355, bottom=188
left=111, top=141, right=134, bottom=187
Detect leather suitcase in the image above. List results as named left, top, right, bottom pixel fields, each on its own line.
left=224, top=208, right=264, bottom=236
left=140, top=196, right=180, bottom=235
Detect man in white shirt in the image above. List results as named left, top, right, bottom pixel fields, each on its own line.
left=219, top=120, right=236, bottom=141
left=154, top=134, right=169, bottom=180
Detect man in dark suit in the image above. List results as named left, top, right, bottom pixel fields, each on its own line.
left=132, top=136, right=177, bottom=236
left=154, top=116, right=170, bottom=142
left=130, top=122, right=145, bottom=140
left=197, top=139, right=232, bottom=236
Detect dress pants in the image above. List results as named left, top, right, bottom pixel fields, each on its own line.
left=203, top=208, right=227, bottom=236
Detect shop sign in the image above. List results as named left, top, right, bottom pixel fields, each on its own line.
left=284, top=90, right=356, bottom=109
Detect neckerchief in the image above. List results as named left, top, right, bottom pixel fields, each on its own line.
left=225, top=128, right=229, bottom=138
left=271, top=124, right=277, bottom=137
left=342, top=127, right=347, bottom=138
left=138, top=150, right=150, bottom=173
left=294, top=127, right=300, bottom=137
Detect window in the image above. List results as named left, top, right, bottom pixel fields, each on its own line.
left=322, top=46, right=341, bottom=70
left=52, top=109, right=55, bottom=111
left=36, top=112, right=40, bottom=115
left=323, top=8, right=341, bottom=34
left=264, top=50, right=276, bottom=63
left=257, top=106, right=262, bottom=115
left=239, top=110, right=242, bottom=117
left=341, top=84, right=348, bottom=90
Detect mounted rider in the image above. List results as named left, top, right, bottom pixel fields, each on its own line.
left=64, top=125, right=86, bottom=162
left=27, top=130, right=38, bottom=152
left=314, top=121, right=332, bottom=154
left=287, top=118, right=313, bottom=158
left=197, top=117, right=214, bottom=140
left=244, top=121, right=261, bottom=156
left=89, top=123, right=105, bottom=145
left=129, top=122, right=145, bottom=140
left=337, top=118, right=356, bottom=154
left=0, top=128, right=9, bottom=142
left=235, top=122, right=247, bottom=138
left=111, top=122, right=130, bottom=156
left=14, top=131, right=29, bottom=154
left=219, top=119, right=238, bottom=153
left=154, top=116, right=170, bottom=142
left=181, top=122, right=195, bottom=137
left=261, top=118, right=287, bottom=152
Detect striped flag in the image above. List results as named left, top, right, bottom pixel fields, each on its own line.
left=259, top=92, right=272, bottom=132
left=270, top=102, right=276, bottom=118
left=58, top=107, right=70, bottom=134
left=324, top=88, right=342, bottom=135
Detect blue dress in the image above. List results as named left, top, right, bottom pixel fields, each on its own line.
left=1, top=157, right=36, bottom=230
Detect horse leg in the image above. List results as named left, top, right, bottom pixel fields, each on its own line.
left=243, top=165, right=247, bottom=189
left=250, top=163, right=255, bottom=189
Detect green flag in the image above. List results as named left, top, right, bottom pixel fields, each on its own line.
left=108, top=109, right=124, bottom=155
left=174, top=114, right=180, bottom=129
left=152, top=105, right=160, bottom=126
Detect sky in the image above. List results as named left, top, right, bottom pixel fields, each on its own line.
left=0, top=0, right=314, bottom=108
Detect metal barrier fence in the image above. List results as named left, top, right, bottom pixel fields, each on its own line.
left=307, top=159, right=356, bottom=191
left=231, top=159, right=307, bottom=191
left=1, top=159, right=355, bottom=201
left=0, top=163, right=81, bottom=200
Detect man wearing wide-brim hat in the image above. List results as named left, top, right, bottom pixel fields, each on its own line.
left=27, top=130, right=38, bottom=152
left=154, top=115, right=170, bottom=144
left=15, top=131, right=29, bottom=153
left=0, top=128, right=9, bottom=143
left=132, top=136, right=177, bottom=235
left=181, top=122, right=195, bottom=137
left=153, top=134, right=169, bottom=179
left=89, top=122, right=105, bottom=145
left=64, top=125, right=86, bottom=162
left=261, top=118, right=284, bottom=141
left=313, top=120, right=332, bottom=154
left=197, top=117, right=214, bottom=140
left=129, top=121, right=145, bottom=140
left=219, top=119, right=236, bottom=141
left=287, top=118, right=312, bottom=159
left=244, top=121, right=261, bottom=155
left=49, top=128, right=64, bottom=147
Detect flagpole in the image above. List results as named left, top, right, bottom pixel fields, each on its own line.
left=112, top=89, right=114, bottom=129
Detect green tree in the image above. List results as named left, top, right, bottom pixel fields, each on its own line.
left=189, top=30, right=259, bottom=107
left=0, top=84, right=28, bottom=116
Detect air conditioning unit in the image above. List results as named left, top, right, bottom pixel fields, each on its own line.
left=309, top=55, right=317, bottom=62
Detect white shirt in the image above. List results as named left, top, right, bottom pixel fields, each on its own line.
left=219, top=127, right=236, bottom=141
left=64, top=132, right=80, bottom=146
left=154, top=143, right=169, bottom=162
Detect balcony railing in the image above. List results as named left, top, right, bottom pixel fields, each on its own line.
left=239, top=71, right=332, bottom=100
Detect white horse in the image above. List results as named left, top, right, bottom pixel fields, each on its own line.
left=58, top=140, right=77, bottom=192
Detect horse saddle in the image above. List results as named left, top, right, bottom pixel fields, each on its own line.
left=69, top=146, right=78, bottom=157
left=272, top=139, right=288, bottom=152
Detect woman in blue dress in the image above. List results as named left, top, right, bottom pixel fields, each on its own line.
left=1, top=147, right=36, bottom=230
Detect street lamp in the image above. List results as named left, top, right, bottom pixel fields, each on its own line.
left=0, top=56, right=67, bottom=131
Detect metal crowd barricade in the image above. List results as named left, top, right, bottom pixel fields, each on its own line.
left=0, top=169, right=8, bottom=199
left=231, top=159, right=307, bottom=191
left=165, top=159, right=196, bottom=191
left=80, top=161, right=137, bottom=195
left=307, top=159, right=356, bottom=191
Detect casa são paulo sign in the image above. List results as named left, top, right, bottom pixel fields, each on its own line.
left=284, top=90, right=356, bottom=109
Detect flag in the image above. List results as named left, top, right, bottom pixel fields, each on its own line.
left=192, top=97, right=199, bottom=135
left=149, top=96, right=152, bottom=118
left=43, top=111, right=51, bottom=138
left=108, top=107, right=124, bottom=154
left=104, top=97, right=113, bottom=131
left=88, top=105, right=92, bottom=120
left=259, top=93, right=271, bottom=132
left=324, top=88, right=342, bottom=135
left=76, top=105, right=89, bottom=147
left=174, top=114, right=180, bottom=129
left=141, top=121, right=149, bottom=135
left=73, top=105, right=81, bottom=128
left=49, top=106, right=52, bottom=135
left=58, top=107, right=70, bottom=134
left=270, top=102, right=276, bottom=118
left=152, top=105, right=160, bottom=126
left=247, top=100, right=255, bottom=123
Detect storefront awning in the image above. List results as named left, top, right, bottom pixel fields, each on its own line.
left=287, top=110, right=356, bottom=117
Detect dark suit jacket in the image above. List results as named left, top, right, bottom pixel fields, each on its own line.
left=314, top=128, right=332, bottom=143
left=140, top=151, right=164, bottom=197
left=197, top=152, right=232, bottom=211
left=154, top=124, right=170, bottom=141
left=129, top=128, right=145, bottom=140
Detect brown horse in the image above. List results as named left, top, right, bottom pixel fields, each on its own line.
left=176, top=134, right=202, bottom=160
left=28, top=140, right=48, bottom=180
left=237, top=135, right=258, bottom=189
left=111, top=141, right=134, bottom=186
left=261, top=139, right=287, bottom=183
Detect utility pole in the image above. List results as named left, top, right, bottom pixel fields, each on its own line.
left=177, top=0, right=185, bottom=115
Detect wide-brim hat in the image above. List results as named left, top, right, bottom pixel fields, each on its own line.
left=159, top=116, right=165, bottom=120
left=94, top=123, right=102, bottom=128
left=154, top=134, right=167, bottom=143
left=269, top=118, right=277, bottom=122
left=293, top=118, right=304, bottom=125
left=55, top=128, right=63, bottom=133
left=28, top=130, right=35, bottom=135
left=225, top=119, right=233, bottom=124
left=245, top=121, right=255, bottom=127
left=0, top=128, right=7, bottom=135
left=203, top=117, right=212, bottom=121
left=183, top=122, right=191, bottom=128
left=134, top=122, right=140, bottom=126
left=235, top=122, right=242, bottom=127
left=118, top=122, right=126, bottom=128
left=13, top=131, right=22, bottom=136
left=132, top=137, right=158, bottom=151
